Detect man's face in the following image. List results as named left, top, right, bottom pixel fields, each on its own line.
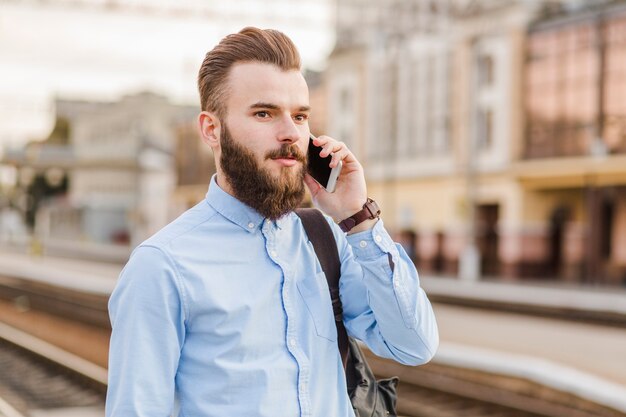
left=220, top=62, right=310, bottom=176
left=219, top=122, right=306, bottom=220
left=216, top=62, right=311, bottom=219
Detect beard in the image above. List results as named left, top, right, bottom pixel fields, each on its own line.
left=219, top=124, right=307, bottom=220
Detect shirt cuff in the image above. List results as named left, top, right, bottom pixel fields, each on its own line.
left=346, top=219, right=394, bottom=259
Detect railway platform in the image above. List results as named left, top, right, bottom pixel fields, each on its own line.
left=1, top=250, right=626, bottom=414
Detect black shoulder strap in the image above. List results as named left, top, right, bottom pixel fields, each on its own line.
left=295, top=208, right=349, bottom=370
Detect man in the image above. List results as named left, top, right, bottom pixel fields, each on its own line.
left=106, top=27, right=438, bottom=417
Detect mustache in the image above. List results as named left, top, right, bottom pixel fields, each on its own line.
left=265, top=144, right=306, bottom=164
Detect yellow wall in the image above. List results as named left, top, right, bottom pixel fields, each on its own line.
left=368, top=174, right=525, bottom=233
left=521, top=189, right=585, bottom=224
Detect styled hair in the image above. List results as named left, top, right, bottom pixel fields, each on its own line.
left=197, top=27, right=301, bottom=118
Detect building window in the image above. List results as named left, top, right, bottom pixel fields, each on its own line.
left=340, top=88, right=352, bottom=113
left=526, top=24, right=598, bottom=158
left=603, top=16, right=626, bottom=153
left=473, top=37, right=502, bottom=157
left=407, top=50, right=450, bottom=157
left=478, top=54, right=494, bottom=87
left=338, top=88, right=354, bottom=146
left=330, top=71, right=358, bottom=153
left=370, top=60, right=396, bottom=161
left=477, top=108, right=493, bottom=149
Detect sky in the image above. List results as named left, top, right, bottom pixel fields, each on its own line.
left=0, top=0, right=336, bottom=148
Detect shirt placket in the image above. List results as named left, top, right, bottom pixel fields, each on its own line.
left=262, top=220, right=311, bottom=416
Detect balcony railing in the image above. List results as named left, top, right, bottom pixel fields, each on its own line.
left=524, top=118, right=626, bottom=159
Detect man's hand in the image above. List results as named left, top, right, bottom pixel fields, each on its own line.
left=304, top=136, right=376, bottom=232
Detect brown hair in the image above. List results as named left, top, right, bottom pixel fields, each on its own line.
left=197, top=27, right=301, bottom=118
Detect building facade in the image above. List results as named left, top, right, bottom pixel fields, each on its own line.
left=326, top=0, right=626, bottom=284
left=3, top=92, right=197, bottom=255
left=520, top=1, right=626, bottom=284
left=170, top=121, right=216, bottom=216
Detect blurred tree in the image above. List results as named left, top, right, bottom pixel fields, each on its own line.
left=43, top=116, right=71, bottom=145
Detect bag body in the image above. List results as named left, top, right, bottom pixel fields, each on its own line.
left=346, top=337, right=398, bottom=417
left=295, top=208, right=399, bottom=417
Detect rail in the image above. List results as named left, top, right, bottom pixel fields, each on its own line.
left=0, top=322, right=106, bottom=416
left=365, top=350, right=626, bottom=417
left=2, top=274, right=626, bottom=416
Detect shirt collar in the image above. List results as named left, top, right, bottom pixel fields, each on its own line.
left=205, top=175, right=288, bottom=232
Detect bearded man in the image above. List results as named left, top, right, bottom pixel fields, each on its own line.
left=106, top=27, right=438, bottom=417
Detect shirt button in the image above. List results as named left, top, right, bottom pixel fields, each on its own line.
left=248, top=222, right=255, bottom=229
left=394, top=280, right=401, bottom=287
left=270, top=250, right=277, bottom=257
left=289, top=338, right=297, bottom=347
left=375, top=235, right=382, bottom=243
left=359, top=240, right=367, bottom=248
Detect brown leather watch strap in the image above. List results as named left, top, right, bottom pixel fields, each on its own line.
left=338, top=198, right=381, bottom=233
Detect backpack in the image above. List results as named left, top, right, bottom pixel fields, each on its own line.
left=295, top=208, right=399, bottom=417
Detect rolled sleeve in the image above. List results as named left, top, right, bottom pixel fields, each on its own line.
left=347, top=220, right=392, bottom=257
left=336, top=219, right=439, bottom=365
left=346, top=220, right=397, bottom=279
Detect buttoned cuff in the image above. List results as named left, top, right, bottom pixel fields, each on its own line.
left=346, top=219, right=394, bottom=259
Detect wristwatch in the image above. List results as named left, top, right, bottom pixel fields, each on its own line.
left=338, top=198, right=381, bottom=233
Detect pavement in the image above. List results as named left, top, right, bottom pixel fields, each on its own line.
left=0, top=251, right=119, bottom=295
left=421, top=276, right=626, bottom=412
left=421, top=275, right=626, bottom=318
left=29, top=407, right=104, bottom=417
left=1, top=251, right=626, bottom=413
left=432, top=304, right=626, bottom=413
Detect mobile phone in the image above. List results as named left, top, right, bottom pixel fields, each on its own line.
left=307, top=135, right=342, bottom=193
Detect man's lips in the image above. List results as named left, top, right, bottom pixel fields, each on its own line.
left=272, top=157, right=299, bottom=167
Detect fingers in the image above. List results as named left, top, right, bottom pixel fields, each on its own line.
left=313, top=135, right=351, bottom=169
left=304, top=174, right=321, bottom=196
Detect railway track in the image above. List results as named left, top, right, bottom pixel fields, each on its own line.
left=0, top=323, right=106, bottom=417
left=1, top=276, right=626, bottom=417
left=0, top=276, right=110, bottom=329
left=366, top=351, right=626, bottom=417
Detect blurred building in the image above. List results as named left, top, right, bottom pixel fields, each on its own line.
left=521, top=1, right=626, bottom=284
left=2, top=92, right=197, bottom=254
left=326, top=0, right=626, bottom=284
left=171, top=121, right=216, bottom=215
left=305, top=70, right=328, bottom=137
left=1, top=118, right=73, bottom=233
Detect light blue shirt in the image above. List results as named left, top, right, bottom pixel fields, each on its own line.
left=106, top=176, right=438, bottom=417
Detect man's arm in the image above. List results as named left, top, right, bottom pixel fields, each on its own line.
left=106, top=245, right=186, bottom=417
left=304, top=135, right=438, bottom=366
left=330, top=217, right=439, bottom=366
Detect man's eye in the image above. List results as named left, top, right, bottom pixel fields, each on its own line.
left=255, top=111, right=269, bottom=118
left=294, top=114, right=308, bottom=122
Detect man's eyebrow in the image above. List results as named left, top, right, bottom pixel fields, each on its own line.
left=249, top=102, right=311, bottom=112
left=250, top=102, right=280, bottom=110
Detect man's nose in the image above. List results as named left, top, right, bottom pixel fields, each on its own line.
left=276, top=115, right=301, bottom=143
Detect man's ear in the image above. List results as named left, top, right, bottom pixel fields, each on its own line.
left=198, top=111, right=221, bottom=150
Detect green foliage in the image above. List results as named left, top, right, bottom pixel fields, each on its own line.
left=44, top=116, right=71, bottom=145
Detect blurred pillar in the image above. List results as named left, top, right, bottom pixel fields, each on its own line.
left=584, top=14, right=608, bottom=284
left=459, top=37, right=481, bottom=282
left=459, top=149, right=481, bottom=282
left=585, top=186, right=603, bottom=284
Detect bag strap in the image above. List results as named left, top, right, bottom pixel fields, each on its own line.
left=295, top=208, right=349, bottom=370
